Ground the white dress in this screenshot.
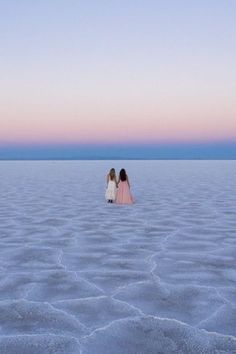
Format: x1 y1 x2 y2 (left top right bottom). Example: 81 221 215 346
105 178 117 201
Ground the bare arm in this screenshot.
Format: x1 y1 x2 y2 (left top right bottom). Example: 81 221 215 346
126 175 130 188
115 176 119 188
106 174 109 186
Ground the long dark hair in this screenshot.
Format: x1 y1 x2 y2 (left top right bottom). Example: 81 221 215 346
119 168 127 181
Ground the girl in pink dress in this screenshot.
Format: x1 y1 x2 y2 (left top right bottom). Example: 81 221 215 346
116 169 134 204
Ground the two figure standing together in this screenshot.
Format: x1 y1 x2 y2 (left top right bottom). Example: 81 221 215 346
105 168 134 204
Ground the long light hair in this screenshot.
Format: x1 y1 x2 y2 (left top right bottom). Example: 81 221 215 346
109 168 116 180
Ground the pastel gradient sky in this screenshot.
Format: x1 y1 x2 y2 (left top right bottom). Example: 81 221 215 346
0 0 236 157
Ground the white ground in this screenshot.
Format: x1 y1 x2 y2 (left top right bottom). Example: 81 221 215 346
0 160 235 354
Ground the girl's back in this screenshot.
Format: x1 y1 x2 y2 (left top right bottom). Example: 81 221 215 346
105 168 117 202
116 169 133 204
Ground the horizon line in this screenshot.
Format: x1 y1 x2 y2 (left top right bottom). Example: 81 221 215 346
0 158 236 161
1 140 236 147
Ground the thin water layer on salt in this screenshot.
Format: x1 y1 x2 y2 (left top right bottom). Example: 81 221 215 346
0 160 235 354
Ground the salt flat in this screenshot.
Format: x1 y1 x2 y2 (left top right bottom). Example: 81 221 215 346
0 160 235 354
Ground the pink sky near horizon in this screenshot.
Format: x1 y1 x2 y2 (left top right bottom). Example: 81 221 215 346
1 94 236 144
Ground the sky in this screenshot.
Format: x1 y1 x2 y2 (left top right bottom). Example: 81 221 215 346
0 0 236 158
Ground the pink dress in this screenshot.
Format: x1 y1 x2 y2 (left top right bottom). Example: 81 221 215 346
116 181 134 204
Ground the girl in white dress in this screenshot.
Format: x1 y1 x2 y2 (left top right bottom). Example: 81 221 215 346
105 168 117 203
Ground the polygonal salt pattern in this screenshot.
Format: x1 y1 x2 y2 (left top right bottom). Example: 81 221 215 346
0 160 235 354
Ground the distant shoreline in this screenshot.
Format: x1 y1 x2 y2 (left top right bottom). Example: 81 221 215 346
1 142 235 160
0 158 235 161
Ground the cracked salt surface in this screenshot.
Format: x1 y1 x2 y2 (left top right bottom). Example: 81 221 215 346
0 160 236 354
